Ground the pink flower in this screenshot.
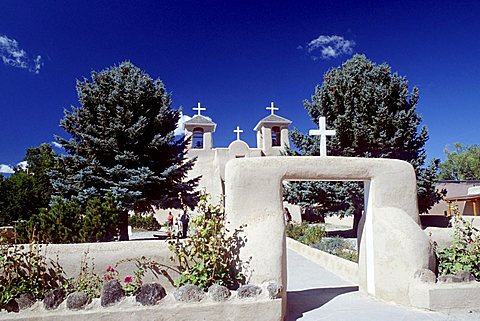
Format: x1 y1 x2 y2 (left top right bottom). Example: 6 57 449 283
124 276 133 283
139 280 143 286
104 275 108 281
106 265 112 272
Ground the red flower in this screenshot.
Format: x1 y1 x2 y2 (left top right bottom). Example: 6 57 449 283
106 265 113 272
124 276 133 283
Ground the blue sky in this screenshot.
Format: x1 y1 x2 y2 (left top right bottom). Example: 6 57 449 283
1 0 479 172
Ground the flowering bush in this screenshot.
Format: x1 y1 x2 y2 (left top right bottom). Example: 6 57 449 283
66 255 172 298
0 239 65 308
65 251 103 298
436 214 480 280
168 193 247 290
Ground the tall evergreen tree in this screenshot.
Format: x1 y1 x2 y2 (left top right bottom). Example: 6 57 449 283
51 61 199 240
285 54 444 233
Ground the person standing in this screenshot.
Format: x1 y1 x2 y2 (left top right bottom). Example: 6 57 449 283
284 207 292 224
167 211 174 227
180 210 190 238
175 213 183 237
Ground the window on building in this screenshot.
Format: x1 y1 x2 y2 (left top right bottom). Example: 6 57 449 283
192 127 204 149
271 126 281 147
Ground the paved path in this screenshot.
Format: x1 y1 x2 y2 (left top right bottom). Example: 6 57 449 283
286 249 479 321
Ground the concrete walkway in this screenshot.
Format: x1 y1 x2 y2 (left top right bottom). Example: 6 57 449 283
286 249 479 321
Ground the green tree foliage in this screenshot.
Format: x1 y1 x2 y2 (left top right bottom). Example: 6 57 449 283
285 54 444 230
438 143 480 180
0 144 56 225
50 61 199 239
16 196 120 244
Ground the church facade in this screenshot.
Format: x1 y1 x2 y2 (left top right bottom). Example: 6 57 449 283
183 102 292 201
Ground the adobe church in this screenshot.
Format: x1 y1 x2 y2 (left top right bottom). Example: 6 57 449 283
183 102 292 200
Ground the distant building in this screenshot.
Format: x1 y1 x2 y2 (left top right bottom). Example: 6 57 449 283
428 181 480 216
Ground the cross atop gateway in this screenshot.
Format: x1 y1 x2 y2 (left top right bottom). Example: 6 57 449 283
234 126 243 141
193 102 206 116
266 101 279 115
309 116 336 157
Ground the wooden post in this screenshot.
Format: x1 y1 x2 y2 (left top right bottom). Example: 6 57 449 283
473 200 477 217
447 201 451 217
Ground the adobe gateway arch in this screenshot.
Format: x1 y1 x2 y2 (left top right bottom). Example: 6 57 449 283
225 156 434 306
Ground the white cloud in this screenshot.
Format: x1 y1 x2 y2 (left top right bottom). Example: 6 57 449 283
174 113 192 136
0 164 14 174
17 161 28 171
0 35 44 73
304 35 355 60
51 141 63 149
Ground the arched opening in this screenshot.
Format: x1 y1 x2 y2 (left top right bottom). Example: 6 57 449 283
272 126 281 147
192 127 204 149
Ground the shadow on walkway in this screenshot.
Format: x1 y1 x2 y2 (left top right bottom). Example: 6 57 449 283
286 286 359 321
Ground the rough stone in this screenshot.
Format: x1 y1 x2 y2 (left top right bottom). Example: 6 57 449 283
208 284 231 302
43 289 65 310
437 274 463 283
15 293 36 310
413 269 436 283
173 284 205 302
455 271 476 282
3 293 36 313
66 291 91 310
101 280 125 307
267 283 283 299
237 284 262 299
135 283 167 306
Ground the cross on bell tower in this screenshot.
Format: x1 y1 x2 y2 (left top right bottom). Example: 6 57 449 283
266 101 279 115
309 117 336 157
193 102 206 115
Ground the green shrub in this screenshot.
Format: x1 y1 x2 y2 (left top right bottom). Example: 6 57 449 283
314 237 358 262
437 215 480 280
168 193 247 290
286 222 325 245
129 214 162 231
64 251 103 298
0 239 66 307
15 196 120 244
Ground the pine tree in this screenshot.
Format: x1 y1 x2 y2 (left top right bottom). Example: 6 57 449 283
51 61 199 240
285 54 444 233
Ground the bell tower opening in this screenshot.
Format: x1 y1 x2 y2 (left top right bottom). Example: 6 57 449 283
271 126 281 147
192 127 204 149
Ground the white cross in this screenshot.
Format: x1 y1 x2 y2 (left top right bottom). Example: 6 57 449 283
309 117 336 157
266 101 279 115
193 102 206 115
234 126 243 141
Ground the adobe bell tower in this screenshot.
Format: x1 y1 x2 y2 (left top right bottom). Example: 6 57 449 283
183 102 216 150
253 102 292 156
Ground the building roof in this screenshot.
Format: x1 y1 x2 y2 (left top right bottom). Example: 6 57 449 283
183 115 217 131
445 194 480 202
253 114 292 131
